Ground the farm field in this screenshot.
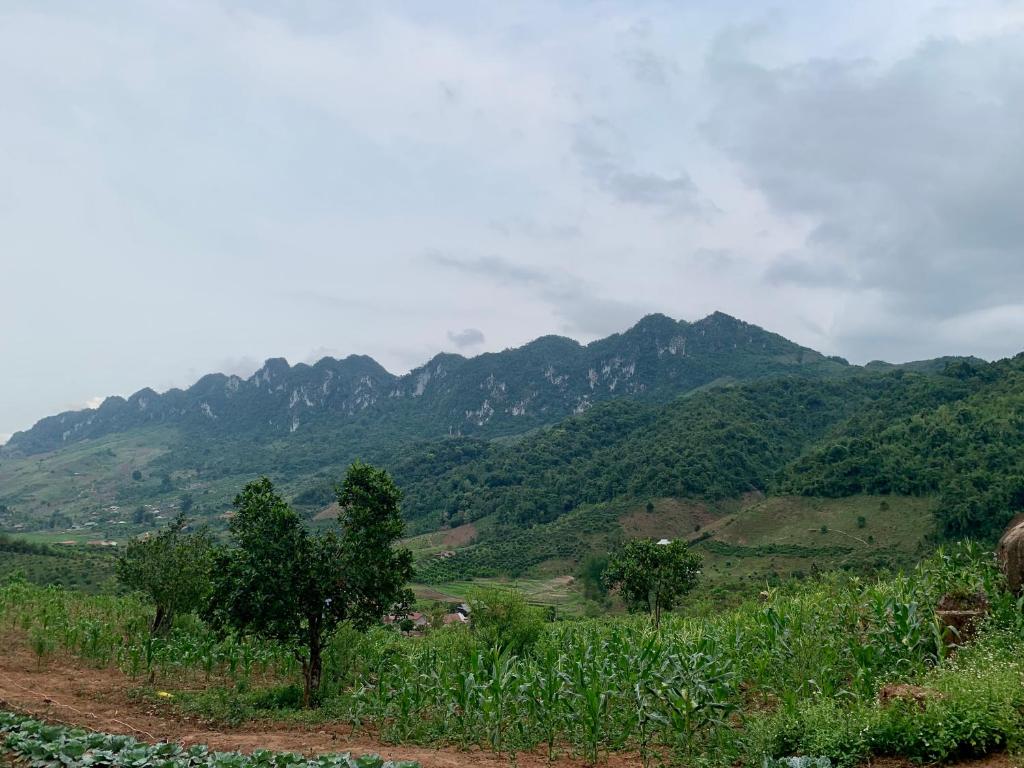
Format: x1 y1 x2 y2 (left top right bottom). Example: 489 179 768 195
409 494 937 614
2 544 1023 767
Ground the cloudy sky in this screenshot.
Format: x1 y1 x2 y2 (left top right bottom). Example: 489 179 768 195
3 0 1024 442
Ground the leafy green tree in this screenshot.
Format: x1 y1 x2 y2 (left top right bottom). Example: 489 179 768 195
335 461 415 629
131 506 153 525
115 513 213 635
208 464 413 707
602 539 700 627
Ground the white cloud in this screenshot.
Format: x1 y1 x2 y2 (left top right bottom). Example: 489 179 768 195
447 328 486 348
1 1 1023 435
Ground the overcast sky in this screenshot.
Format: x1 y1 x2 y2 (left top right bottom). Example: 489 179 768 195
3 1 1024 442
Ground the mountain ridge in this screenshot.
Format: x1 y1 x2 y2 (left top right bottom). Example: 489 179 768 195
3 312 855 456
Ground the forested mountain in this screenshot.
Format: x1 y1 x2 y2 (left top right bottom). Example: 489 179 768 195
2 312 848 457
383 370 975 529
377 356 1023 560
2 312 1017 568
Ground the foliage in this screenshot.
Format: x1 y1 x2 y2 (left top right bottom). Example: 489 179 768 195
752 633 1024 767
207 466 412 707
0 711 419 768
467 587 545 655
602 539 700 625
116 513 213 635
1 551 118 594
0 533 68 557
334 462 414 630
390 368 976 540
207 477 345 707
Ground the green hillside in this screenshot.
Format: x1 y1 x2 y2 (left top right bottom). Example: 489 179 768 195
410 494 933 597
384 370 973 532
1 312 859 535
777 356 1024 539
0 533 117 592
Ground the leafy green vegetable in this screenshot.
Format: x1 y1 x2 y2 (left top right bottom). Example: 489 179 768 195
0 712 419 768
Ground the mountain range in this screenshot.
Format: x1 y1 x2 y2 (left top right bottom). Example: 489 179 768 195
4 312 855 456
2 311 1017 589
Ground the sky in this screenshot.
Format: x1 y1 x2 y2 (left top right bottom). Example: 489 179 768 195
3 0 1024 442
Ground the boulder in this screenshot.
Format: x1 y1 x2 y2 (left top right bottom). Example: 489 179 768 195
997 517 1024 594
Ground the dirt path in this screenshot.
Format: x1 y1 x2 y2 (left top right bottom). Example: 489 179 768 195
0 643 617 767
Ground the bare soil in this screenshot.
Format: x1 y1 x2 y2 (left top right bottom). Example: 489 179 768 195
441 523 477 548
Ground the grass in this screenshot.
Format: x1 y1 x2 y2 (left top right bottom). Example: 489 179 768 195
0 427 177 513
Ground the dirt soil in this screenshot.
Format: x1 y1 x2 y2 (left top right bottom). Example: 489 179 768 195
441 523 477 548
0 641 1017 768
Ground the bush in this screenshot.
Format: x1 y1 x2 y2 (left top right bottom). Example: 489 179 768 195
468 587 545 655
754 633 1024 767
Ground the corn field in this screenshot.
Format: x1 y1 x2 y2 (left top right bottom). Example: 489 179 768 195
1 543 1018 765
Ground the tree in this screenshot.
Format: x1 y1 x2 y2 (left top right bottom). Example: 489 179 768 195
115 513 213 636
579 553 610 603
208 463 413 707
335 462 415 630
602 539 700 627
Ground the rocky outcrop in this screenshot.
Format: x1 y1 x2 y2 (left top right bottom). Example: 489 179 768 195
997 517 1024 594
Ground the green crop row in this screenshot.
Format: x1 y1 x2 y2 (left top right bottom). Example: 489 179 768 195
0 711 418 768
